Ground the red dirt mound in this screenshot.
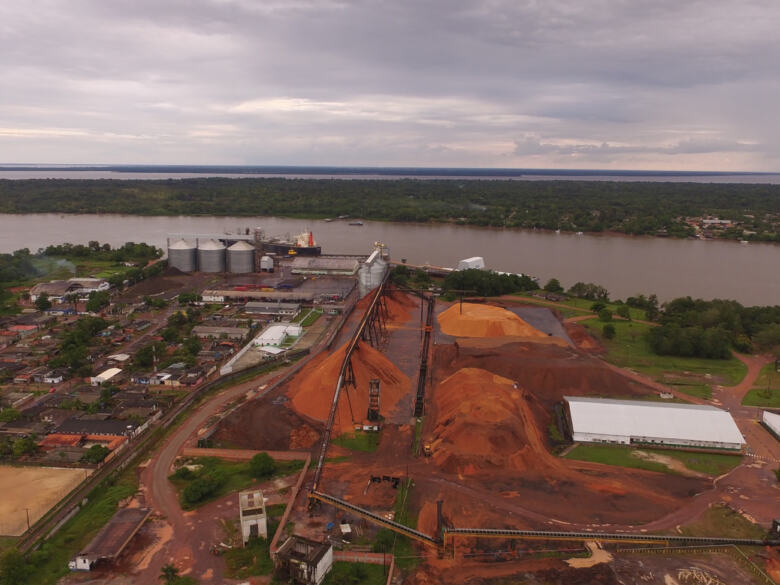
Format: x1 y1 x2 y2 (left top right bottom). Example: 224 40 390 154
289 342 410 433
438 303 548 339
384 290 417 324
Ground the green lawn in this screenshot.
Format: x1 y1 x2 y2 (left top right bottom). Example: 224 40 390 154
323 562 388 585
222 520 278 579
742 363 780 407
300 309 323 327
332 430 381 452
510 293 648 321
581 318 747 399
564 444 741 476
170 456 305 510
372 478 420 571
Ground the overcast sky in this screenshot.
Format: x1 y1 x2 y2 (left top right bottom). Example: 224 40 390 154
1 0 779 170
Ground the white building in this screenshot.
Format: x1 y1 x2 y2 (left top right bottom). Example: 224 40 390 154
763 410 780 439
456 256 485 271
239 490 267 545
565 396 745 451
91 367 122 386
253 323 302 347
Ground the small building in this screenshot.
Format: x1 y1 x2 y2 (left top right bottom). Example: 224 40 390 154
91 367 123 387
69 507 150 571
43 368 68 384
244 302 301 318
239 489 267 545
565 396 745 451
275 536 333 585
763 410 780 440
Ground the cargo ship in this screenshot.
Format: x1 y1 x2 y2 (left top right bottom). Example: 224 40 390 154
256 229 321 256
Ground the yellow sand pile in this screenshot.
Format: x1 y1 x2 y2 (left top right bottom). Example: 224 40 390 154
437 303 548 338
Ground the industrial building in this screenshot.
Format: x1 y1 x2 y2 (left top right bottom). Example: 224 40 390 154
244 302 301 318
239 489 267 545
564 396 745 450
69 507 150 571
456 256 486 271
91 367 123 386
763 410 780 440
274 536 333 585
290 256 361 276
254 324 302 347
30 278 110 302
191 325 249 340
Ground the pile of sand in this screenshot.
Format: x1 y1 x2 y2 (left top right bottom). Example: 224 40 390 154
289 342 410 433
438 303 549 339
430 367 554 475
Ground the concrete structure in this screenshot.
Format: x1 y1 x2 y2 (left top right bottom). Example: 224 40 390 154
290 256 360 276
275 536 333 585
763 410 780 440
456 256 486 271
227 240 256 273
239 489 267 545
197 239 226 273
167 239 197 272
565 396 745 450
69 508 150 571
254 323 302 347
91 367 122 386
245 302 300 318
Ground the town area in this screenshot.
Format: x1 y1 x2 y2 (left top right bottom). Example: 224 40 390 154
0 233 779 585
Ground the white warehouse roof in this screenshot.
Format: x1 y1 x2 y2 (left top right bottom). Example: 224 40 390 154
763 410 780 437
565 396 745 447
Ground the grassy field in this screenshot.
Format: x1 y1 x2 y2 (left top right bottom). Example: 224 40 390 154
170 456 305 510
581 318 747 399
742 363 780 407
679 504 766 540
222 519 279 579
332 430 382 452
564 444 742 476
20 470 139 585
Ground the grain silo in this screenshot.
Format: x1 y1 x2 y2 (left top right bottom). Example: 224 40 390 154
227 241 255 273
167 239 197 272
197 239 226 273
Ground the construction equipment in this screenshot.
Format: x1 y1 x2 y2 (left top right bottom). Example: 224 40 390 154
422 441 432 457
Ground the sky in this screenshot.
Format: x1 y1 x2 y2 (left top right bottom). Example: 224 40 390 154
1 0 779 170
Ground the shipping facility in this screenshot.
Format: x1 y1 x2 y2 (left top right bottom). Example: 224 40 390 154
564 396 745 450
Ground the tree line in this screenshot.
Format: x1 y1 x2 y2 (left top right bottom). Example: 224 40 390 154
0 177 778 240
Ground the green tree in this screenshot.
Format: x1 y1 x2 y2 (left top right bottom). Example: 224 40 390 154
86 290 110 313
543 278 563 293
0 408 21 423
82 444 111 464
616 305 631 320
0 549 31 585
598 309 613 322
249 452 277 479
603 324 616 339
160 563 180 584
12 436 38 458
34 292 52 311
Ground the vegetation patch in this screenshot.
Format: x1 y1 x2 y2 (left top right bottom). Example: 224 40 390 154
169 456 304 509
742 363 780 407
332 430 381 453
582 318 747 398
372 478 419 570
679 504 766 540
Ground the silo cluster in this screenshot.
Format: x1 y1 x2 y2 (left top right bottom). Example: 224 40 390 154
168 237 257 273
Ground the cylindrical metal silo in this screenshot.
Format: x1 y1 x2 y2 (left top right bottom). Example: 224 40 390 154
197 239 226 273
167 239 197 272
227 241 255 273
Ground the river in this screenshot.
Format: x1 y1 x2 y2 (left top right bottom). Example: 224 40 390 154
0 214 777 305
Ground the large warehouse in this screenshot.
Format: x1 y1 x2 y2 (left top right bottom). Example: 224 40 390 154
565 396 745 451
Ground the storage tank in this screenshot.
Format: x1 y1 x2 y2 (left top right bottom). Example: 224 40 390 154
167 239 197 272
227 241 255 273
260 255 274 272
197 239 226 273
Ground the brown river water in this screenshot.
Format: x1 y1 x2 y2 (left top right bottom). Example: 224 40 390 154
0 213 777 305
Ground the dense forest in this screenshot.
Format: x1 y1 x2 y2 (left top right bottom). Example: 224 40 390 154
0 178 778 240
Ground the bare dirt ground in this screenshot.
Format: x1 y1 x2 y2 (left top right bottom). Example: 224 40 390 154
0 465 91 536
